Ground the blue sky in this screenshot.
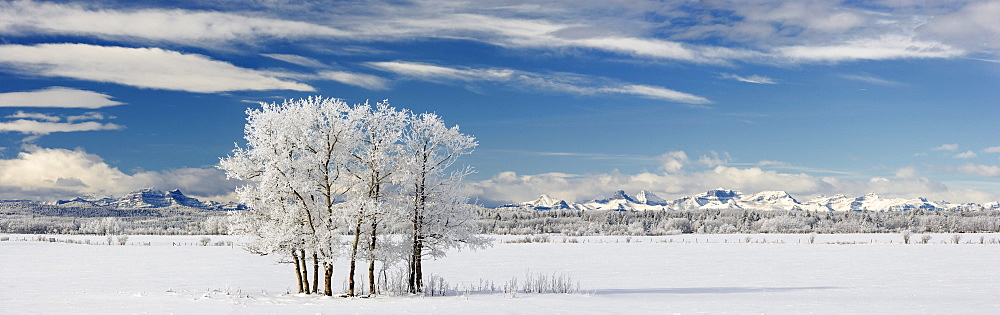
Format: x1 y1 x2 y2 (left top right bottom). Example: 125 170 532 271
0 0 998 205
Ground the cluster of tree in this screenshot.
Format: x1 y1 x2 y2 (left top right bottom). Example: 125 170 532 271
477 208 1000 235
219 97 485 297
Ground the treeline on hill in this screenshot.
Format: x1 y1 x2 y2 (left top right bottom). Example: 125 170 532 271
0 202 230 235
476 208 1000 235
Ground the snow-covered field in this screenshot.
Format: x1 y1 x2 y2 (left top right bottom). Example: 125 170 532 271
2 233 999 314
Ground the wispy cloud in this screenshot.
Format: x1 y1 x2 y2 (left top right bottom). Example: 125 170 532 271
957 163 1000 177
954 150 978 159
66 112 109 123
0 44 314 93
838 73 903 86
0 87 123 108
932 143 959 151
368 61 710 105
601 84 711 105
261 53 329 68
520 150 655 162
983 146 1000 153
755 160 857 176
720 73 776 84
367 61 513 82
0 0 347 46
918 1 1000 52
0 1 977 66
774 36 964 63
6 111 59 122
0 119 123 135
317 71 389 90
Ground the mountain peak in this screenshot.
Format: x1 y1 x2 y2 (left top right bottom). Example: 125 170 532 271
635 190 666 205
610 190 632 201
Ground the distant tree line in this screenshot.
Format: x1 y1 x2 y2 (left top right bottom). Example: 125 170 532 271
0 202 231 235
476 208 1000 235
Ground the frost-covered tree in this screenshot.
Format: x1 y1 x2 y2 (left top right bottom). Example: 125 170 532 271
341 101 410 297
399 112 485 293
80 217 123 235
220 97 359 296
221 96 485 297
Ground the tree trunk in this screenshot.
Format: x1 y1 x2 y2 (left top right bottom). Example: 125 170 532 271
414 240 423 291
348 218 362 296
408 179 425 294
292 249 304 293
407 253 416 293
368 220 378 296
299 249 310 294
324 263 333 296
312 252 319 294
408 213 419 293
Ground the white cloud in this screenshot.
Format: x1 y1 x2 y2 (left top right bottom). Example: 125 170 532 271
369 61 710 104
0 1 980 66
349 3 967 65
341 2 974 64
697 151 731 167
317 71 389 90
601 84 711 105
918 1 1000 51
838 73 903 86
954 150 978 159
0 146 240 201
566 37 761 64
261 53 329 68
0 43 314 93
0 0 347 45
720 73 777 84
983 146 1000 153
0 87 123 108
368 61 514 82
895 166 918 179
757 160 788 166
657 151 689 173
66 112 108 123
775 35 964 63
957 163 1000 177
932 143 959 151
6 111 59 122
0 119 123 135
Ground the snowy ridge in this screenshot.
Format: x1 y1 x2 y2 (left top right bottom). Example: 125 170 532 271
55 189 244 211
501 194 573 210
501 189 999 212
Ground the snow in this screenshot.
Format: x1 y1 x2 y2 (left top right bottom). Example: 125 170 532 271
3 233 999 314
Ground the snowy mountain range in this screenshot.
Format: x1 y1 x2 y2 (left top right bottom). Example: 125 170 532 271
44 188 1000 213
54 189 244 211
499 189 1000 212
